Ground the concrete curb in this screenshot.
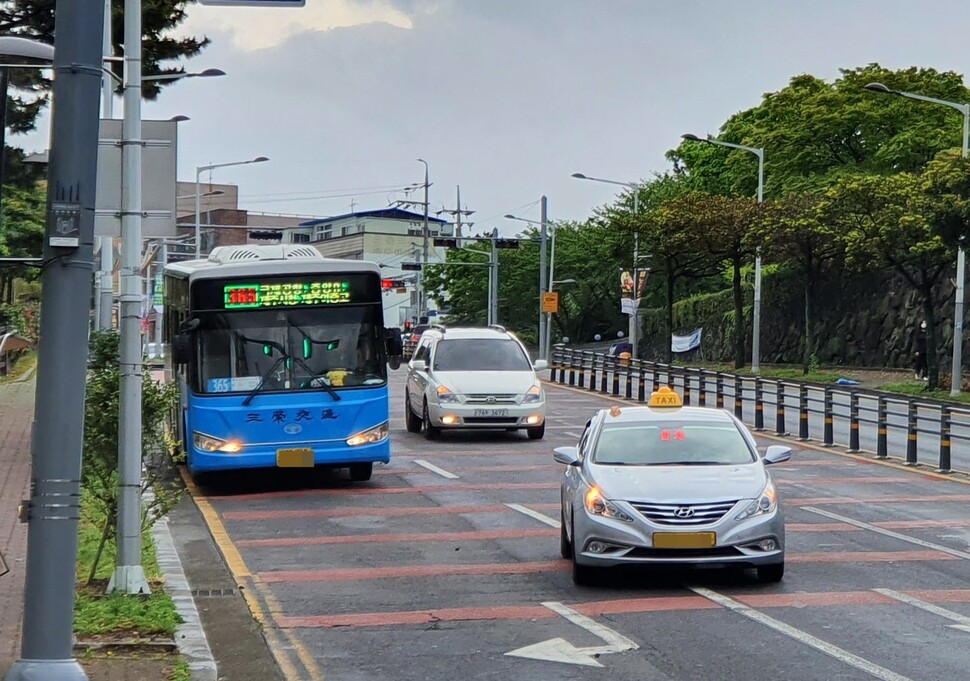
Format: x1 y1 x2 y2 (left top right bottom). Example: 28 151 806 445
153 515 218 681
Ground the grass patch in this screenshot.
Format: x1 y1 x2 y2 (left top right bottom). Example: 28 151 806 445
75 511 182 639
170 656 191 681
668 361 842 384
877 381 970 404
0 350 36 382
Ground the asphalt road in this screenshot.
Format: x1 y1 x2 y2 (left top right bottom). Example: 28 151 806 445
188 368 970 681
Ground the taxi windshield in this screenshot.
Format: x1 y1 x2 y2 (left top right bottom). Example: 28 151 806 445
592 420 755 466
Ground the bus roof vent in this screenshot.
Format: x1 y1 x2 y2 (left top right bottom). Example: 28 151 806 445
207 245 325 264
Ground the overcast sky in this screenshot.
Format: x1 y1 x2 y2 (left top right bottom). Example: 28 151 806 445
21 0 970 235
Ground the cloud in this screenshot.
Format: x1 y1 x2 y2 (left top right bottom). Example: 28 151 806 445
183 0 414 51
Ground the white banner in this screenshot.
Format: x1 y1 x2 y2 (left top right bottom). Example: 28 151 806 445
671 328 702 353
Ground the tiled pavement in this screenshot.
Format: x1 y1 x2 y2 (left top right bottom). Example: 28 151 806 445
0 378 35 672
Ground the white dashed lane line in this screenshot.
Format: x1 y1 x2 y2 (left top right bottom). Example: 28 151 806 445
412 459 460 479
506 503 561 528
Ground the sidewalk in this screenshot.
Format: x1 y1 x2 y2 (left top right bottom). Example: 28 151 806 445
0 378 36 672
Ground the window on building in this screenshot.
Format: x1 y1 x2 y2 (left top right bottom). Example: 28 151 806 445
313 224 333 242
292 233 310 244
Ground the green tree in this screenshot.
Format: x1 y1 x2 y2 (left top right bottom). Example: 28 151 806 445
822 172 949 388
0 181 44 303
755 194 848 372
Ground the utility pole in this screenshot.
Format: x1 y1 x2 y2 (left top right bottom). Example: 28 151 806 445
97 0 114 331
4 1 105 680
419 159 429 317
490 228 499 326
437 185 474 249
538 196 548 359
109 0 149 595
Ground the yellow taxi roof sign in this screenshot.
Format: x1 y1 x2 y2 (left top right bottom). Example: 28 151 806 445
648 386 683 408
609 405 622 417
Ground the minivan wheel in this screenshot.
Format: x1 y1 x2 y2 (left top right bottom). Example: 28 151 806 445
527 423 545 440
404 392 422 433
423 401 441 441
757 562 784 583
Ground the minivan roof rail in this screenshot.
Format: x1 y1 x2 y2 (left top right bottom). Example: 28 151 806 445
488 324 506 332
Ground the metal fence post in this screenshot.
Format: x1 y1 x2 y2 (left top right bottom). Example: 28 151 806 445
823 388 834 446
698 372 707 407
939 406 952 473
612 363 621 396
798 384 809 441
716 373 724 409
601 357 609 393
734 376 744 419
775 382 786 435
876 396 888 459
578 352 587 389
684 369 692 406
638 367 646 402
905 401 918 466
754 377 764 430
568 354 576 386
848 392 860 452
652 366 660 393
587 352 596 391
625 362 633 399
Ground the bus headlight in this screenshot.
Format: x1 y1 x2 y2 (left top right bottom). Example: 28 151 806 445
193 432 243 453
346 422 389 447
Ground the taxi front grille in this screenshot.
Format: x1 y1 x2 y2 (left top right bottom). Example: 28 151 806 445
629 501 738 526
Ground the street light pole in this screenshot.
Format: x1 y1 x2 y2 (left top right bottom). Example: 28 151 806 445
418 158 429 318
678 137 765 372
864 82 969 396
194 157 268 258
571 173 643 359
539 196 548 359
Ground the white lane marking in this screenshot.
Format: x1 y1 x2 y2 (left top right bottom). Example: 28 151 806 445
564 431 581 438
506 601 639 667
802 507 970 560
506 503 561 528
873 589 970 633
412 459 459 479
691 587 913 681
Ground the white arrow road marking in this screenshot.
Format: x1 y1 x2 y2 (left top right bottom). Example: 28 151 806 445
874 588 970 633
692 588 913 681
505 601 638 667
506 503 561 528
802 507 970 560
412 459 459 479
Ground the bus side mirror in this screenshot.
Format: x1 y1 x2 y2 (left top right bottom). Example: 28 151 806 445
172 333 193 365
385 327 403 358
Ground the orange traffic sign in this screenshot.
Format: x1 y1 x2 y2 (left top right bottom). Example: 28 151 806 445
541 292 560 314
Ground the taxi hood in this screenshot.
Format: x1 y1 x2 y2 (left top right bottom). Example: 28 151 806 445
592 462 768 504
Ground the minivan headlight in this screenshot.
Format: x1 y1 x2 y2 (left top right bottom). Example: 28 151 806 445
736 479 778 520
523 383 543 404
437 385 460 403
346 422 389 446
193 432 243 453
584 486 634 522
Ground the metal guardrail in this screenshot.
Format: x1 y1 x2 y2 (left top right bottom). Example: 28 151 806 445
550 347 970 474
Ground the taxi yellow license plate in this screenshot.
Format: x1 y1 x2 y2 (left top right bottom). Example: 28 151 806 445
276 448 314 468
653 532 716 549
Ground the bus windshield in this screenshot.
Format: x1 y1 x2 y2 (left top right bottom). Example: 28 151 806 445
194 304 386 395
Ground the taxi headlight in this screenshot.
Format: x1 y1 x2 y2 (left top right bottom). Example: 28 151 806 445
584 486 634 523
736 479 778 520
436 385 460 403
193 432 243 453
346 422 389 447
523 384 544 404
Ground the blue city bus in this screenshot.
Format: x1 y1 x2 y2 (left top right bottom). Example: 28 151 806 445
163 245 403 481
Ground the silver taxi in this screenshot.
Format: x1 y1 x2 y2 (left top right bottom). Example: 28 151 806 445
555 387 790 586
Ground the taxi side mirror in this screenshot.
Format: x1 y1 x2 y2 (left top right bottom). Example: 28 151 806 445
763 445 791 465
553 446 580 466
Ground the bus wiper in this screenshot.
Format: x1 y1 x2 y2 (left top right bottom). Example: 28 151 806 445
238 334 341 404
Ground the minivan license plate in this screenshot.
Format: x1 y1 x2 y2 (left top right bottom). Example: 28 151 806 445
277 448 314 468
473 409 509 417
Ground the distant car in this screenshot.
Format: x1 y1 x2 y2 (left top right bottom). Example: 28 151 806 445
405 325 548 440
608 341 633 356
402 324 429 359
555 386 790 586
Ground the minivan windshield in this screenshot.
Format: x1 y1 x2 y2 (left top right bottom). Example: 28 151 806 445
432 338 532 372
593 420 755 466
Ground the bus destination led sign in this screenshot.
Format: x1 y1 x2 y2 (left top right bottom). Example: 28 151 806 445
224 281 352 308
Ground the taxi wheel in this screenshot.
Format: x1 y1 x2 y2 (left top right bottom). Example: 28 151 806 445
527 423 545 440
404 392 422 433
757 562 784 583
349 462 373 482
559 511 572 559
423 401 441 441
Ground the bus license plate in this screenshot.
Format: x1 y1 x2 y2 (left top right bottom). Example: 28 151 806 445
652 532 716 549
473 409 509 417
277 448 314 468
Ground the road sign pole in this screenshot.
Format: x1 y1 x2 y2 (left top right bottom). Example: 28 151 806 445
4 1 105 679
538 196 547 359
